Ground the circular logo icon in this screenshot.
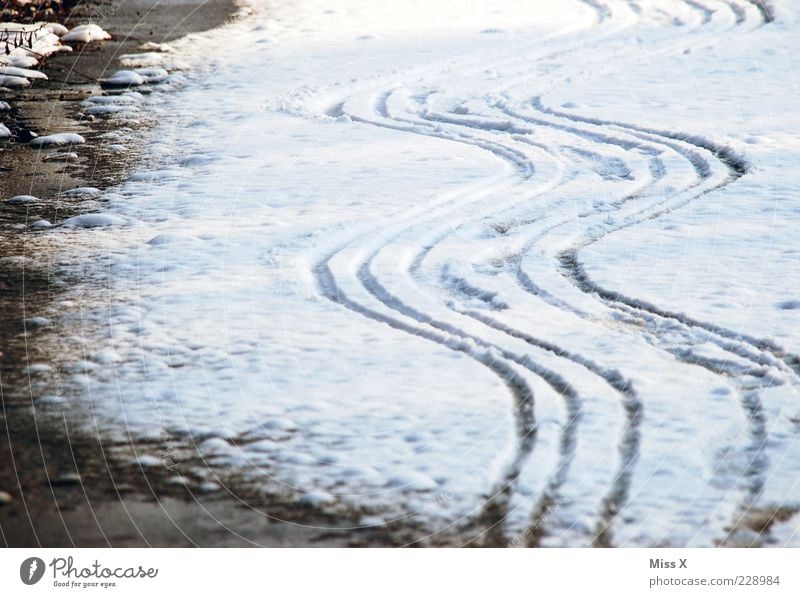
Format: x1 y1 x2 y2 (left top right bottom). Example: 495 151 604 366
20 557 45 585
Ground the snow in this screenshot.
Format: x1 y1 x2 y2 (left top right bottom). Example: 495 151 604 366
46 23 69 37
131 455 164 468
0 75 30 88
60 24 111 44
119 53 165 67
133 67 169 84
62 214 126 228
25 316 50 328
5 194 38 204
297 490 336 506
0 22 69 69
140 42 176 53
0 66 47 79
100 70 145 87
60 187 101 196
43 152 78 162
30 133 85 147
30 0 800 546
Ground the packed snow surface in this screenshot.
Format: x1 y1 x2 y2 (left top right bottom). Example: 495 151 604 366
30 0 800 546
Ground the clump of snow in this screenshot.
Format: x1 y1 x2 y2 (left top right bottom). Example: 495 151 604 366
92 349 121 364
45 23 68 37
61 187 101 197
147 232 202 246
43 152 79 162
36 394 65 405
0 66 47 80
30 133 85 147
297 491 336 507
131 455 163 467
139 42 175 53
62 213 126 228
134 67 169 84
5 55 39 68
5 195 38 204
60 24 111 44
25 316 51 328
119 52 164 68
100 70 145 88
0 74 30 88
84 93 143 105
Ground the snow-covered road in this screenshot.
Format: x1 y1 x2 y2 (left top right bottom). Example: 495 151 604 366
27 0 800 546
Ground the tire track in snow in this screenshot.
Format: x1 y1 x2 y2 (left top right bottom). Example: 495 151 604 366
327 113 583 543
744 0 775 23
314 85 582 542
418 97 688 544
321 72 645 543
368 86 655 544
367 86 655 545
314 251 539 523
460 309 642 546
